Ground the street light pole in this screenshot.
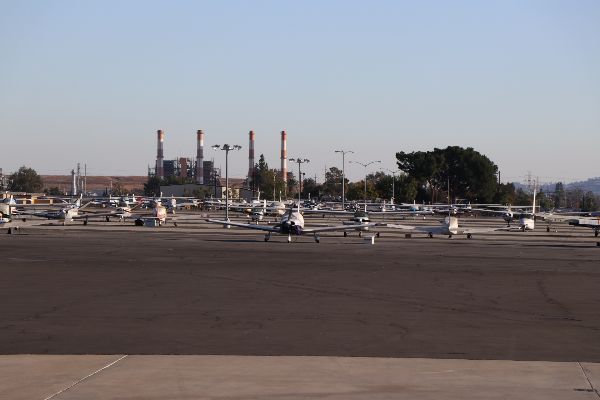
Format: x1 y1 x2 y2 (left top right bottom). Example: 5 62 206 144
383 168 398 204
335 150 353 210
350 160 381 211
289 158 310 206
212 144 242 225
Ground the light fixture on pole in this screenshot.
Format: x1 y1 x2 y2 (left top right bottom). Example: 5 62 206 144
383 168 399 205
212 144 242 226
334 150 353 210
289 158 310 206
349 160 381 211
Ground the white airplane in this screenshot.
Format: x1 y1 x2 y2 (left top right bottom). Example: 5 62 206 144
382 181 505 238
500 190 537 232
206 206 370 243
383 215 502 239
131 201 168 226
342 210 380 238
568 217 600 237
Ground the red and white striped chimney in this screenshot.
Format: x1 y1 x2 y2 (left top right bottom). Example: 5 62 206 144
280 130 287 183
247 130 255 186
156 129 164 178
196 130 204 184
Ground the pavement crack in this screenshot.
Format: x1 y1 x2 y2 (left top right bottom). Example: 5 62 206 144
577 361 600 399
42 355 127 400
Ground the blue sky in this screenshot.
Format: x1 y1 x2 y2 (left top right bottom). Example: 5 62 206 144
1 1 599 183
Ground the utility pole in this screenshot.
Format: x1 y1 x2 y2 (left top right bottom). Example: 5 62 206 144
383 168 398 204
289 158 310 205
335 150 353 210
212 144 242 225
350 160 381 211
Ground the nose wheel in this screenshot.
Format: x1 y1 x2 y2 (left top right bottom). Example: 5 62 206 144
264 232 271 242
314 234 320 243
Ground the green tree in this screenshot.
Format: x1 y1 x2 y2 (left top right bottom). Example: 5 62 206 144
322 167 346 196
254 154 269 193
537 190 554 211
581 191 597 212
397 146 499 203
144 176 162 196
44 186 62 196
514 188 531 206
553 182 566 208
8 166 43 192
395 175 418 203
301 177 322 199
494 183 516 205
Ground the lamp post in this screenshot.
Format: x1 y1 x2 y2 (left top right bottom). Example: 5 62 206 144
350 160 381 211
289 158 310 206
334 150 353 210
383 168 399 205
212 144 242 225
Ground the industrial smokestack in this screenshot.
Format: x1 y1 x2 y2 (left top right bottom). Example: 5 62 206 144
196 130 204 184
156 129 164 178
281 130 287 184
247 130 255 187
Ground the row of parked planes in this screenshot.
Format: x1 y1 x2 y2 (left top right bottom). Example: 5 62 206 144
2 191 599 242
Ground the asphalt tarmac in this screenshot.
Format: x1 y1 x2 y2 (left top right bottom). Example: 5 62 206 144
2 218 599 361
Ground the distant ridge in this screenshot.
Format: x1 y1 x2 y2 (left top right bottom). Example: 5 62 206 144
41 175 147 192
512 177 600 195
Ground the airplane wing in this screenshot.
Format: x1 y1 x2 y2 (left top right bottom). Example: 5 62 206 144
383 223 451 235
303 223 371 233
382 223 419 230
569 218 600 228
368 210 435 216
455 226 504 234
302 209 352 215
205 219 281 233
71 211 130 220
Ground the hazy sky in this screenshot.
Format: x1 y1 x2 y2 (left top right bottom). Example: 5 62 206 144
1 1 599 183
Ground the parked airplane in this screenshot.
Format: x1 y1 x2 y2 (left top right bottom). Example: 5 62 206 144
384 215 502 238
206 205 370 243
568 217 600 237
342 210 380 237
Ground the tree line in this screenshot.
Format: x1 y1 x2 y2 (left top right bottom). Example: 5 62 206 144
6 152 599 211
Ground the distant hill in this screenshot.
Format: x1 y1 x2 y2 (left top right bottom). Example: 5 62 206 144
512 177 600 195
41 175 147 193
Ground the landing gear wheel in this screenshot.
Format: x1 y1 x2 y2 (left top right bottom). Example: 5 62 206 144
314 235 320 243
264 233 271 242
343 231 347 237
546 226 550 233
376 232 380 238
106 216 110 222
359 231 362 238
467 233 472 239
595 230 599 237
287 235 292 243
428 232 433 238
448 234 453 239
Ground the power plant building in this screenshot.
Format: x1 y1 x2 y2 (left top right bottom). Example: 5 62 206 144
150 128 288 195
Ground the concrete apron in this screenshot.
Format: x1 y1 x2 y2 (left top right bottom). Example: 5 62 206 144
1 355 599 400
